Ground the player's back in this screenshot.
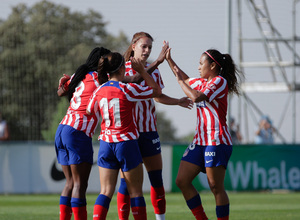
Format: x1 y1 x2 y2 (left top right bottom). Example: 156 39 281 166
97 81 138 142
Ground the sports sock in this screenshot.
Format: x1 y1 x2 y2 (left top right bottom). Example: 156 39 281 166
131 197 147 220
117 178 131 220
186 194 208 220
93 194 111 220
216 204 229 220
148 170 166 215
71 197 87 220
59 196 72 220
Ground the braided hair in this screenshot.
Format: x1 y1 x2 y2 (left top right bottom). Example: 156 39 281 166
67 47 111 101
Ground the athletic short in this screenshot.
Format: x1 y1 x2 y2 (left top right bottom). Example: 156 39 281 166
181 143 232 172
55 124 93 165
138 131 161 157
97 139 143 172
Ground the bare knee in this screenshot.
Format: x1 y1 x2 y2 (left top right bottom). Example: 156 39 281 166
208 181 224 195
176 176 189 190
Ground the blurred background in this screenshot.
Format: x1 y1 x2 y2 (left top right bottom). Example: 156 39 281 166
0 0 299 144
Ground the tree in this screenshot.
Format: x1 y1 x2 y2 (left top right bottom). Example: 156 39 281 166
0 1 129 140
156 111 178 143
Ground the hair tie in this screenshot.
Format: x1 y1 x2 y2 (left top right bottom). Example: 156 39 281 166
205 51 221 67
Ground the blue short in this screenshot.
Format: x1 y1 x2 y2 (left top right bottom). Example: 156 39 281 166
55 124 93 165
97 139 143 172
181 144 232 172
138 132 161 157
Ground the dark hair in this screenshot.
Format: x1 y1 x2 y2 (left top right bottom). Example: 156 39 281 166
123 32 154 61
204 49 243 95
97 52 125 84
68 47 111 101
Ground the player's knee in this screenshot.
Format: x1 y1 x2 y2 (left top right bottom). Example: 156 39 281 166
208 181 224 195
175 176 188 190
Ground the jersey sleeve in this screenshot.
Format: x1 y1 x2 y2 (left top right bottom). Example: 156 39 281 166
189 77 203 90
119 82 153 102
150 67 165 90
86 87 100 115
200 76 227 102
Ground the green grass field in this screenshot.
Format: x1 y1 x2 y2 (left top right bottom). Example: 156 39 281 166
0 192 299 220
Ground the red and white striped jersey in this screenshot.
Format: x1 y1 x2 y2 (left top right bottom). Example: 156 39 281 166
87 80 154 143
189 76 232 146
125 61 164 132
60 71 100 138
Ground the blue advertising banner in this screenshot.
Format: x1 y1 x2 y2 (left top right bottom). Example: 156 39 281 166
172 144 300 191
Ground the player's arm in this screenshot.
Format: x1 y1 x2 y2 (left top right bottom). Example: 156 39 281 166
176 75 208 103
154 94 193 109
165 48 190 85
146 40 169 74
165 47 207 103
57 74 70 97
131 57 162 97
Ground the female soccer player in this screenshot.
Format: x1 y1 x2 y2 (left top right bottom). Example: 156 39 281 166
166 48 242 220
117 32 193 220
87 52 162 220
55 47 111 220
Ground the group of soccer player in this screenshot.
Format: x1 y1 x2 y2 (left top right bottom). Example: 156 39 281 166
55 31 242 220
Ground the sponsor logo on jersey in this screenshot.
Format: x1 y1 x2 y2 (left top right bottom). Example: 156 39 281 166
196 101 206 108
205 151 216 156
152 137 160 144
208 83 217 92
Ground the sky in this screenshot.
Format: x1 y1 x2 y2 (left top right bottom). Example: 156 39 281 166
1 0 299 143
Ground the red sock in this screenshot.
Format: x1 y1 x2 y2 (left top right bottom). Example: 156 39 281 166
72 206 87 220
150 186 166 214
60 204 72 220
191 206 208 220
218 216 229 220
117 192 131 220
131 206 147 220
93 204 108 220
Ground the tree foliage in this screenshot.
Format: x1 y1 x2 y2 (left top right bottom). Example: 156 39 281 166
0 1 129 140
156 111 178 143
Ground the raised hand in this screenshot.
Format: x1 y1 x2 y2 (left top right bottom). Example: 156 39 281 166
156 41 169 64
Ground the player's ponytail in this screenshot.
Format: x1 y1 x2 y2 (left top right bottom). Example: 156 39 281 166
204 49 243 96
97 52 125 84
68 47 111 101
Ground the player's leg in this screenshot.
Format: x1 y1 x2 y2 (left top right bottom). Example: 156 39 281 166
93 167 119 220
138 131 166 220
205 144 232 220
206 166 229 220
122 163 147 220
117 171 131 220
117 140 146 220
176 160 208 220
62 126 93 220
143 153 166 220
60 165 73 220
55 125 73 220
70 162 92 220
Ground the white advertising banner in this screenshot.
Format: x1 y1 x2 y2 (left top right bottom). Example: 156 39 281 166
0 142 172 194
